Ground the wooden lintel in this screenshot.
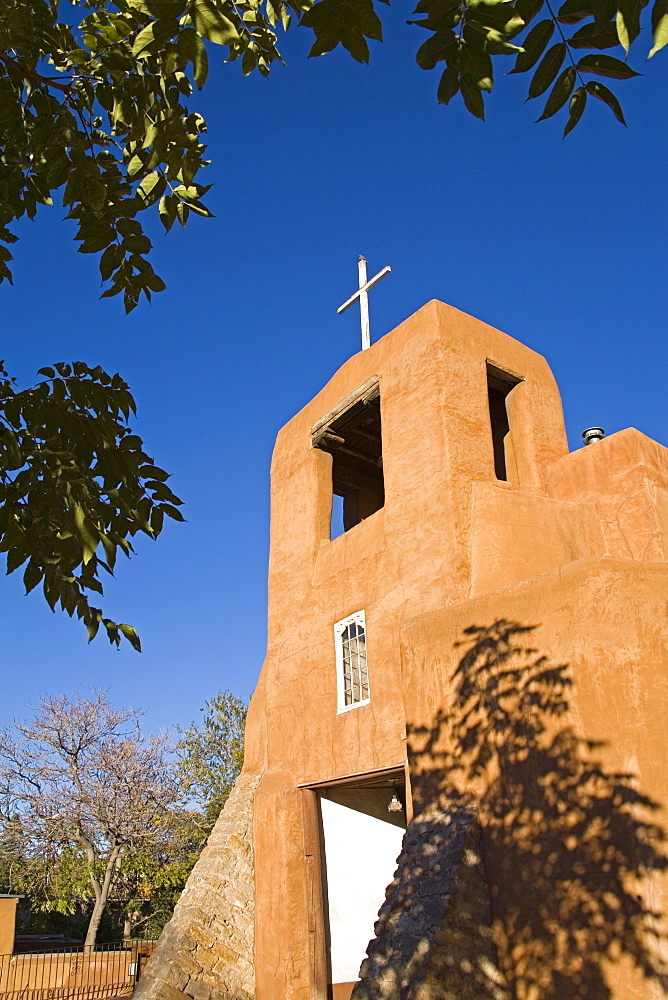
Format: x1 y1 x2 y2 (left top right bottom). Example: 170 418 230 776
311 377 380 446
297 764 406 790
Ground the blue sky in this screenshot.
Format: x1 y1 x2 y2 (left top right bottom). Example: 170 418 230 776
1 14 666 735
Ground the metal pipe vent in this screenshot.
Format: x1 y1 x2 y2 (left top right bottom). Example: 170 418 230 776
582 426 605 445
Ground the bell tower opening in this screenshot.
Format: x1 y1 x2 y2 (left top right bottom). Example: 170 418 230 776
312 378 384 538
486 362 522 482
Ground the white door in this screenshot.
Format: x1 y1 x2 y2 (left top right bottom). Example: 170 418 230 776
320 795 405 985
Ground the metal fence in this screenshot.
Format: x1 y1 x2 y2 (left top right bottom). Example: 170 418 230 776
0 940 156 1000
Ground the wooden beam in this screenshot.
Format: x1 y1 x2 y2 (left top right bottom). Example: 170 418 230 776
297 764 407 790
311 377 380 446
301 789 328 1000
321 437 379 465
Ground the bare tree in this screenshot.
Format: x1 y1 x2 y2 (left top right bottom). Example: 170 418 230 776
0 690 183 949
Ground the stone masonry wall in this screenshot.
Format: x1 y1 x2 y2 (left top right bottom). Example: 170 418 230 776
352 806 509 1000
133 772 260 1000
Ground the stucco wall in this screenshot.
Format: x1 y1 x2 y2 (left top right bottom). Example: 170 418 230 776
401 557 668 1000
0 897 18 957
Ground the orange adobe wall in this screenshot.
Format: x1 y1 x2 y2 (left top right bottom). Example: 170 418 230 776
0 897 18 957
241 299 668 1000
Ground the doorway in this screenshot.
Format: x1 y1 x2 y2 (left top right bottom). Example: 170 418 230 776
317 769 408 1000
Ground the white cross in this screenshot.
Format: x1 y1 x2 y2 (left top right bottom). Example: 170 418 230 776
337 255 391 351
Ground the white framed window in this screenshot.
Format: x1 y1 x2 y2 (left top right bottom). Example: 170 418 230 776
334 611 370 712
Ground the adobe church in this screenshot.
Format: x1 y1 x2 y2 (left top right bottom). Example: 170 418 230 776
135 298 668 1000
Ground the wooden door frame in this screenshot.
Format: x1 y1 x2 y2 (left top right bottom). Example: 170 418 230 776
300 762 411 999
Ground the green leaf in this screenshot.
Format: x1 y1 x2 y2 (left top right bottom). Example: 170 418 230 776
140 0 187 15
615 0 648 51
527 42 567 97
82 177 108 212
568 19 622 46
118 623 142 652
461 45 493 91
649 10 668 52
466 5 524 40
142 122 159 150
416 29 458 71
78 227 116 254
132 20 159 55
73 503 99 565
178 26 210 86
649 0 668 53
137 172 165 201
117 219 143 238
460 76 486 117
143 271 167 292
102 619 122 647
503 13 526 35
122 234 153 253
437 64 460 103
140 464 171 482
86 615 101 642
159 195 178 232
176 202 190 227
127 154 145 177
133 17 180 55
100 243 124 281
510 18 554 72
184 199 214 218
191 0 240 44
23 560 43 595
301 0 383 62
537 64 576 118
159 503 186 521
0 351 174 652
585 78 626 122
514 0 546 23
564 87 587 138
556 0 592 22
150 506 165 536
6 546 29 575
100 533 117 571
575 52 641 74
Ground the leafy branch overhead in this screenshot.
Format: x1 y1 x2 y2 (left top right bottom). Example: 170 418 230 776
0 0 311 311
0 361 184 649
410 0 651 129
0 0 664 304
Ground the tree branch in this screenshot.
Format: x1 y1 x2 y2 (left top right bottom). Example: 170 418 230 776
0 50 75 95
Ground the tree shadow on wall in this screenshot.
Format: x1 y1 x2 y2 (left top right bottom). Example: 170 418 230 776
407 620 668 1000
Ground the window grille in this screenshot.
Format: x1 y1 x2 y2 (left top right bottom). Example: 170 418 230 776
334 611 369 711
